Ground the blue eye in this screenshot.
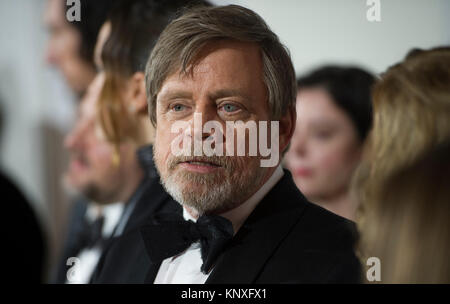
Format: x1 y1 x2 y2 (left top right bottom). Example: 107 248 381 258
172 104 185 112
222 104 239 113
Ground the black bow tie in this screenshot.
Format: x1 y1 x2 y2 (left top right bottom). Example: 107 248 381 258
78 215 105 249
141 212 234 274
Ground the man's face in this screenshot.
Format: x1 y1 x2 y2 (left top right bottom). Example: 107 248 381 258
44 0 95 94
153 40 281 216
64 73 124 203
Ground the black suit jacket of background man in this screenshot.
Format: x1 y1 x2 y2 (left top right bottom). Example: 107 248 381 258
142 169 362 284
90 145 181 283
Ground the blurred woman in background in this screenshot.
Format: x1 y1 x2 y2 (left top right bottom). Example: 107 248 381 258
355 47 450 283
359 141 450 283
45 0 119 96
284 66 375 220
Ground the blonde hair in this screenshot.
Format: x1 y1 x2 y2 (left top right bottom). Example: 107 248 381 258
97 71 141 166
354 47 450 283
95 0 189 163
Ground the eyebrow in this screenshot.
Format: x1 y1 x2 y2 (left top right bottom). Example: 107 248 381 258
309 120 341 129
158 91 193 103
209 89 251 101
157 88 252 104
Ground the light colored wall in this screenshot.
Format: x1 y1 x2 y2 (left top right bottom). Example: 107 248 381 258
213 0 450 75
0 0 75 222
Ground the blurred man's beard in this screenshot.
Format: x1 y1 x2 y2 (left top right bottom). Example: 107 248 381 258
153 147 267 216
62 173 119 204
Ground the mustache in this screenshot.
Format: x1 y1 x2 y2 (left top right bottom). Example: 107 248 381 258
167 155 235 171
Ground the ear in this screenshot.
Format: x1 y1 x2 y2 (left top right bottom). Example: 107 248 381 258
124 72 147 114
278 105 297 154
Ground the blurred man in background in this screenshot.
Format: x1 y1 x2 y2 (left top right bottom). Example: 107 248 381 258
52 74 129 283
44 0 118 97
90 0 211 283
53 0 210 284
44 0 120 283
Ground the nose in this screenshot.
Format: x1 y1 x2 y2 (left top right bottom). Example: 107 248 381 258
190 101 219 141
64 123 83 151
46 40 58 66
64 130 76 150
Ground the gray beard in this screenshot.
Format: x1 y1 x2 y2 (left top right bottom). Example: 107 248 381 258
159 163 266 216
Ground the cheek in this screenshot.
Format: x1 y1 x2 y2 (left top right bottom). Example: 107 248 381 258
154 125 179 166
225 121 265 157
314 140 361 179
64 28 81 54
153 135 165 168
230 155 255 176
283 148 297 170
94 158 114 178
88 140 114 163
57 34 77 63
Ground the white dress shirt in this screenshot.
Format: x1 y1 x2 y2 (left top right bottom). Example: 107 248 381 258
66 202 124 284
154 165 284 284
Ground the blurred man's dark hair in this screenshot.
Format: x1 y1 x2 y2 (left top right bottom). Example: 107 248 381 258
67 0 121 68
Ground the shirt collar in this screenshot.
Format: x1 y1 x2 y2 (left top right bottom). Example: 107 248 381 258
86 202 124 237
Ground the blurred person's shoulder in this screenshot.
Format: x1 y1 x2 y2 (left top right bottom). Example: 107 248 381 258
1 169 31 212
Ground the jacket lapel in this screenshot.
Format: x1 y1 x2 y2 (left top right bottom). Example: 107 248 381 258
206 170 308 283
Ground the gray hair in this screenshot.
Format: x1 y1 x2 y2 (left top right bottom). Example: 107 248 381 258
145 4 297 125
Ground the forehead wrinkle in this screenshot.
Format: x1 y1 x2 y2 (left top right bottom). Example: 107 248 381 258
157 41 268 113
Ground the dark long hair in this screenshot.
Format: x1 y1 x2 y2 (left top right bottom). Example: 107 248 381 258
297 66 375 142
66 0 120 68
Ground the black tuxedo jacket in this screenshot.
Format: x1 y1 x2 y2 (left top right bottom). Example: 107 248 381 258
90 146 182 283
51 197 88 284
142 170 362 284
